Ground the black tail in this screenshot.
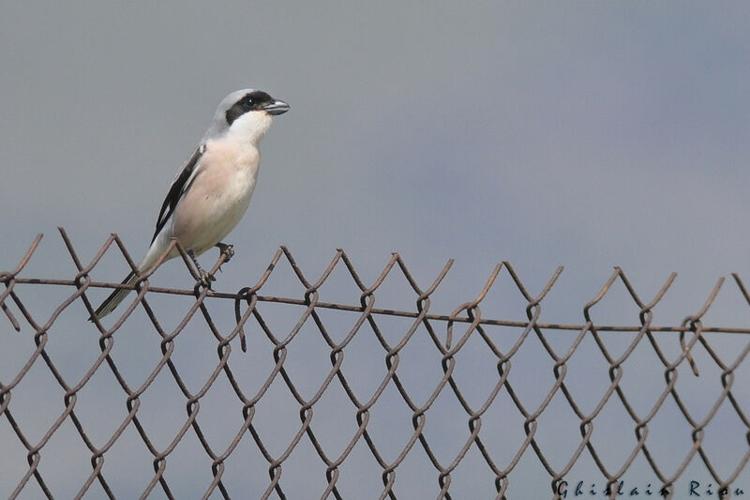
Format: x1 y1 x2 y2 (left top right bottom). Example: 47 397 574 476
89 270 137 322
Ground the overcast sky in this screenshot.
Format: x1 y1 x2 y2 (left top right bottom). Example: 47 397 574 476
2 1 750 498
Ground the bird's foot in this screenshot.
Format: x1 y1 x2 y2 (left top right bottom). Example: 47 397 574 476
216 242 234 260
188 249 216 288
199 269 217 289
215 242 234 272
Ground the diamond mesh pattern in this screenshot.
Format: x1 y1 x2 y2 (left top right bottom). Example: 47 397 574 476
1 229 749 499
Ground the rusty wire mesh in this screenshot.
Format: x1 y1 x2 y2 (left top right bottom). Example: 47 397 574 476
1 228 749 499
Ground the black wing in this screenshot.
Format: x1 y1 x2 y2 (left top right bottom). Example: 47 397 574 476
150 145 205 244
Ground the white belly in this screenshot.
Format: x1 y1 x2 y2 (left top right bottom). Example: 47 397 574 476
170 144 259 255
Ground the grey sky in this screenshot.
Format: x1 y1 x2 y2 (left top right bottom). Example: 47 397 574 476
2 1 750 498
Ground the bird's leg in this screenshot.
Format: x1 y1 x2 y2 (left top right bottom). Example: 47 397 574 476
215 242 234 272
188 249 215 287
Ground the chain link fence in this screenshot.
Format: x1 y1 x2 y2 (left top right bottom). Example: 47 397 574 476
1 228 749 499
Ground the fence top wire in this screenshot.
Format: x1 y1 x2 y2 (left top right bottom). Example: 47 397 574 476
1 227 749 499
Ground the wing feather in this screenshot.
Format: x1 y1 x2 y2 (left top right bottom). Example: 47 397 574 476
150 145 205 244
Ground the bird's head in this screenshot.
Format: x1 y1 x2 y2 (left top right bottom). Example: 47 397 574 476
204 88 290 144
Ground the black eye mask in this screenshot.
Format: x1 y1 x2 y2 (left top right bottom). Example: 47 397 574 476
225 91 274 125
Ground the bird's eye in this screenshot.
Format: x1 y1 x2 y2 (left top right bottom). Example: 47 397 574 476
243 99 254 110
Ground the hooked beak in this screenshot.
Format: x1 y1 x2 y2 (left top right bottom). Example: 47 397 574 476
263 99 290 116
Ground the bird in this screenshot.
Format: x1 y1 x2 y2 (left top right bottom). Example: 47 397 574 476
90 89 290 321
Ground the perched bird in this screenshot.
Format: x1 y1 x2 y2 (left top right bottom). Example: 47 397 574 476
91 89 290 320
